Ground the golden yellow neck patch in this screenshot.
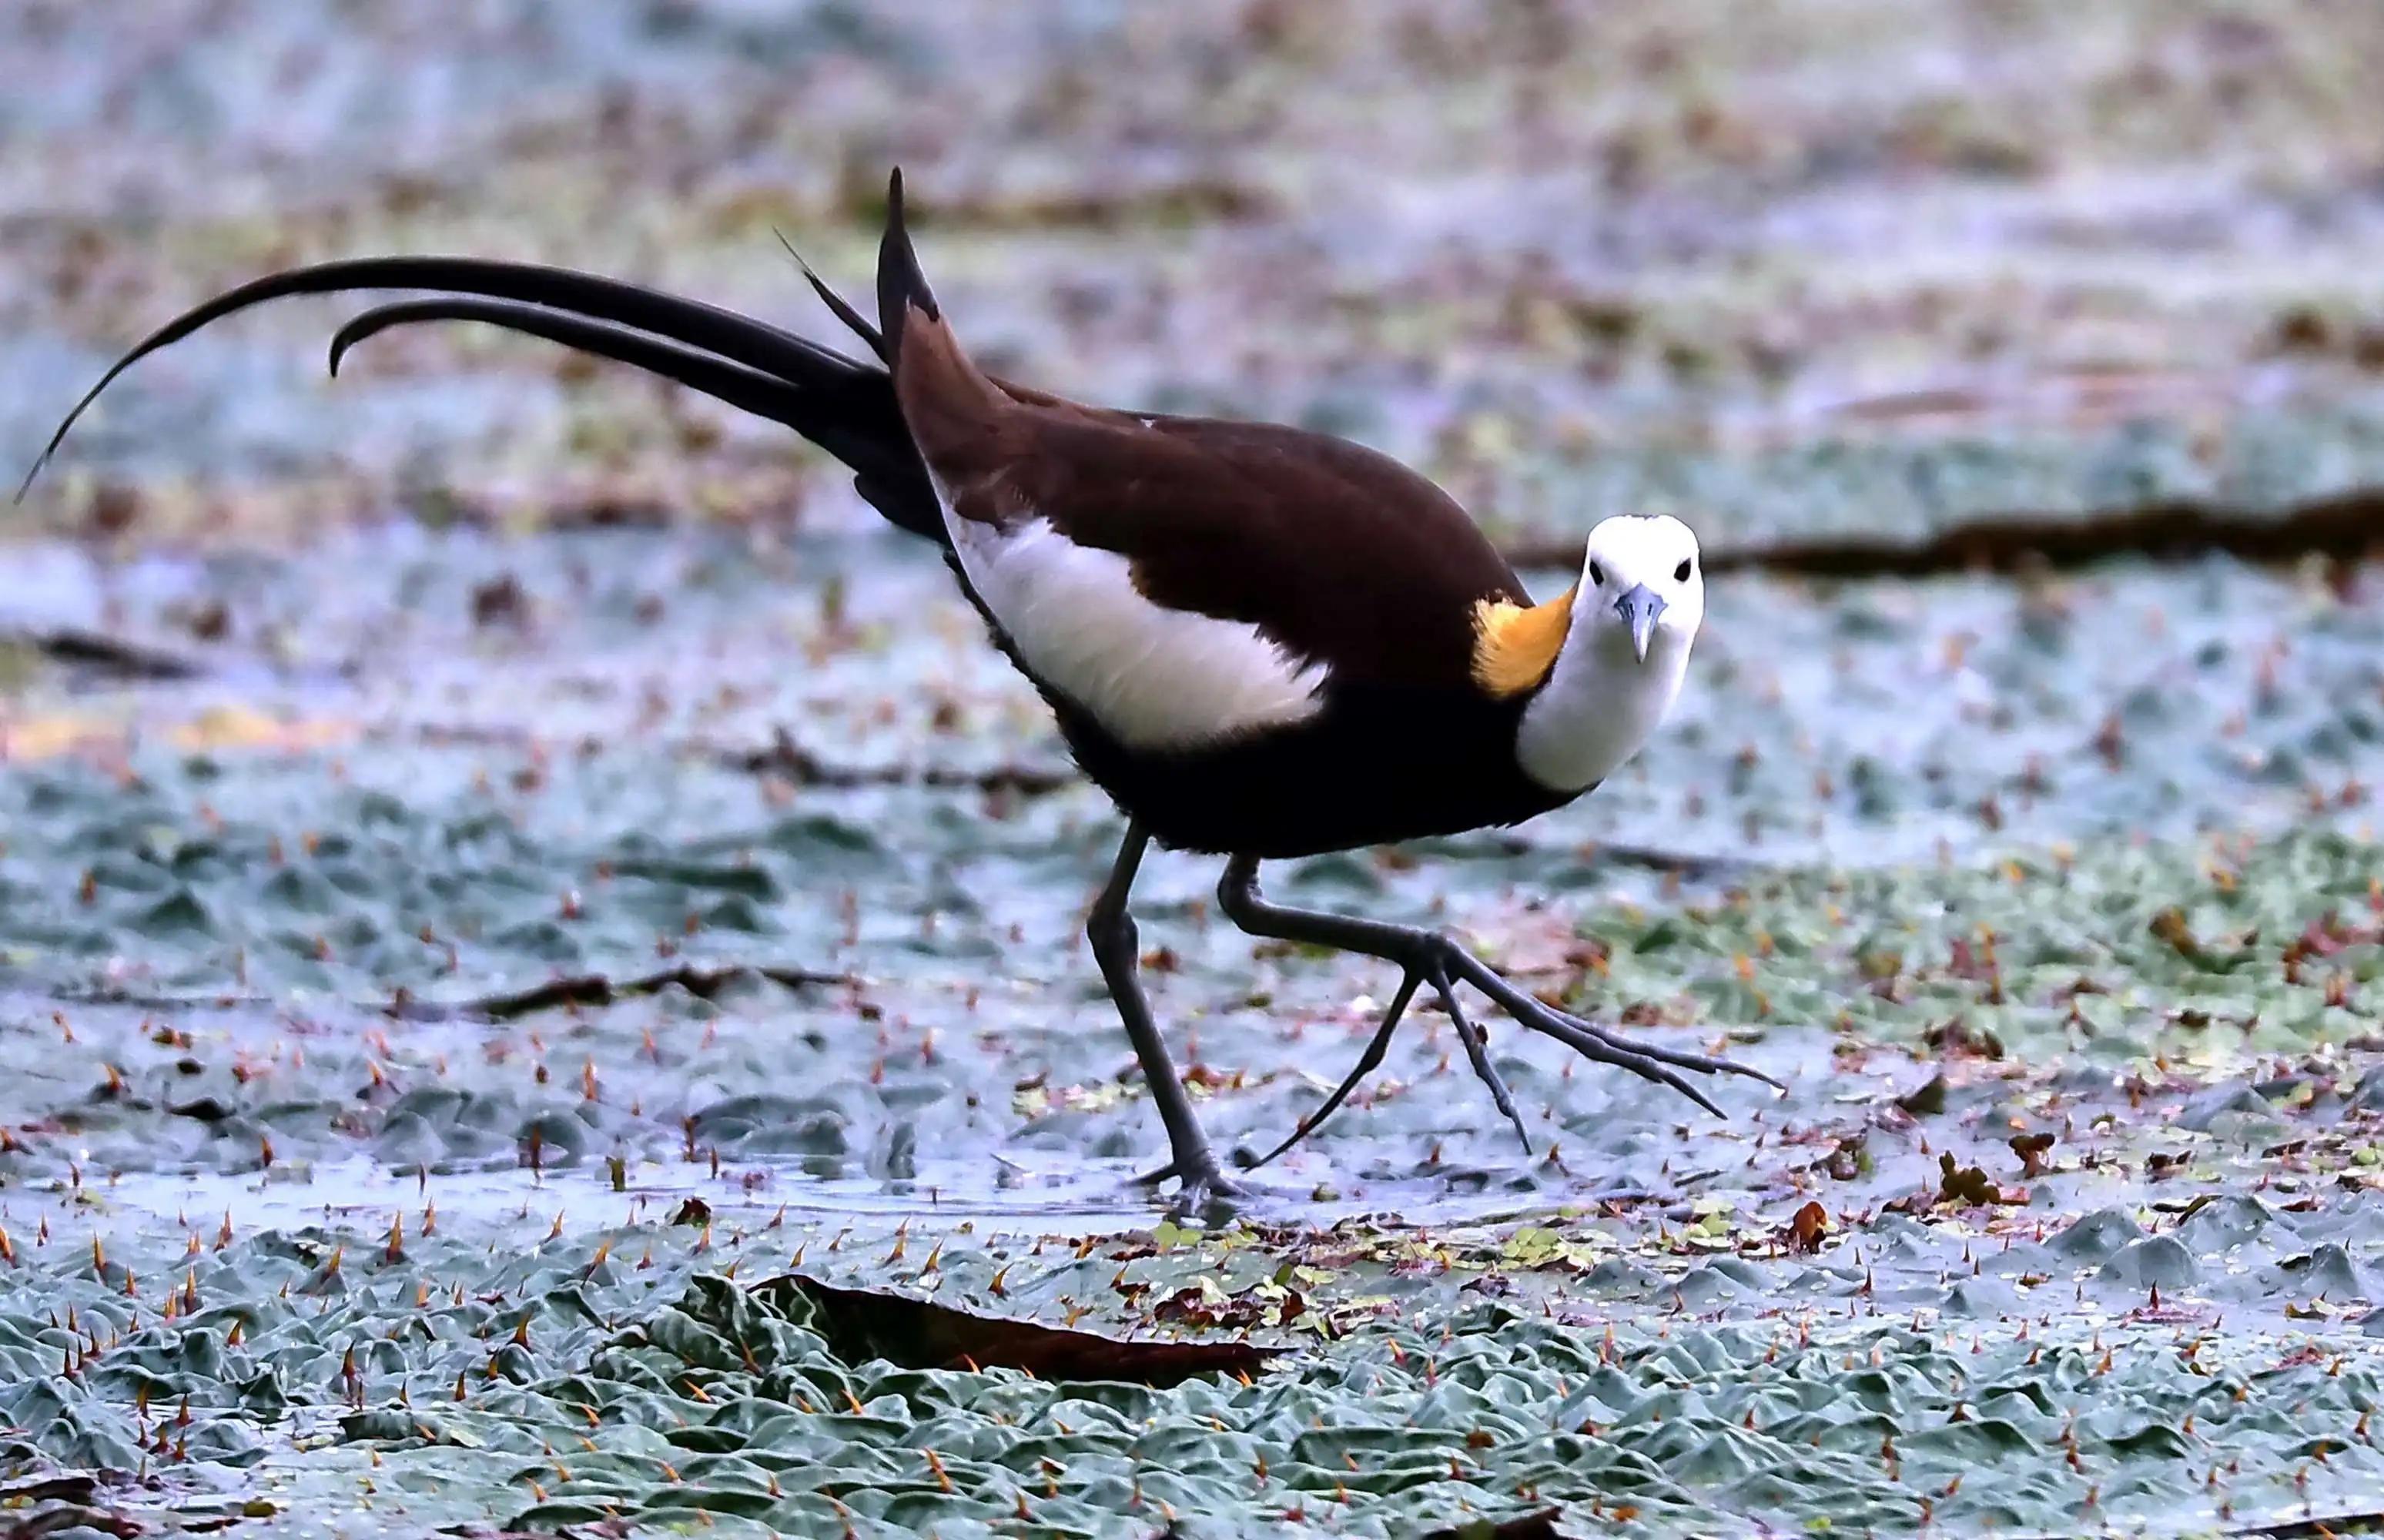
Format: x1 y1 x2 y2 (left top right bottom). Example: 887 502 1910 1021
1470 586 1575 698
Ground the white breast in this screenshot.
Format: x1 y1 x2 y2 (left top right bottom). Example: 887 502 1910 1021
946 512 1329 751
1515 622 1692 792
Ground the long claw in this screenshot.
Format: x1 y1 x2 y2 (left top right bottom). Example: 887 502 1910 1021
1532 1016 1726 1118
1441 949 1759 1116
1640 1043 1781 1090
1430 969 1531 1154
1535 1005 1783 1088
1248 969 1421 1170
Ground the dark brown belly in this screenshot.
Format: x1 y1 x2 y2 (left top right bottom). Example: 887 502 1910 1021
1049 684 1579 858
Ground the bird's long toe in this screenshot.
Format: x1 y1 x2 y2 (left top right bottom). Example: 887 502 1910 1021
1428 969 1532 1152
1436 943 1769 1114
1525 996 1783 1090
1249 968 1422 1169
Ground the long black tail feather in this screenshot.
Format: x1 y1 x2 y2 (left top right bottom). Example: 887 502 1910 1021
17 252 943 541
774 229 887 364
326 297 939 539
326 298 803 405
874 168 943 365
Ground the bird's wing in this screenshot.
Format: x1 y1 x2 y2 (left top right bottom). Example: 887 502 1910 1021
943 406 1532 747
984 407 1529 691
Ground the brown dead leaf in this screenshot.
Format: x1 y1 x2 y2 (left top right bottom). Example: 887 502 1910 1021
772 1274 1276 1387
1895 1072 1948 1116
1424 1510 1561 1540
2285 911 2383 967
1921 1016 2004 1060
1936 1153 2017 1207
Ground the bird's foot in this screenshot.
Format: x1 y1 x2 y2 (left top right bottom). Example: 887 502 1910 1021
1132 1150 1250 1218
1254 929 1780 1170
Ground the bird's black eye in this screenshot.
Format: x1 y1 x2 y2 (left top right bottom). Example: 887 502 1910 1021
1588 561 1606 586
1675 558 1693 583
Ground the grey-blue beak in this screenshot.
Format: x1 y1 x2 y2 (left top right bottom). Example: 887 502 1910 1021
1614 584 1666 662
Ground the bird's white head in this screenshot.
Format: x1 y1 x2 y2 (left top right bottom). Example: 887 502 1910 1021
1514 514 1703 792
1579 513 1703 665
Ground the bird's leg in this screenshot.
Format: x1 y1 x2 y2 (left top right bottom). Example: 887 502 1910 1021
1087 823 1244 1210
1218 856 1777 1151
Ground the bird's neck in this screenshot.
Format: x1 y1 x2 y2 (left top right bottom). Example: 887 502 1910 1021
1513 623 1690 792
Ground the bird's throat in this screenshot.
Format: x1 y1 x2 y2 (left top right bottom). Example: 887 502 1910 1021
1512 626 1689 792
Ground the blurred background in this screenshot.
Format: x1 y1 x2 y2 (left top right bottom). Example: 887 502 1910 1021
8 0 2384 548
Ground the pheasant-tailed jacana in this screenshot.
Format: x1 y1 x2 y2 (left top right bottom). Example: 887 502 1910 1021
24 171 1773 1209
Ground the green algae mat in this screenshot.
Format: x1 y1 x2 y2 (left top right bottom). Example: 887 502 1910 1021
8 2 2384 1536
0 527 2377 1538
